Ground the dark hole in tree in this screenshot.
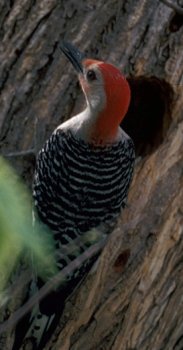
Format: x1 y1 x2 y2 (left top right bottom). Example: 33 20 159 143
113 249 130 273
121 76 174 157
169 12 183 32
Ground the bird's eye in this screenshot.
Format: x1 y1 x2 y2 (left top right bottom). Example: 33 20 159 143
86 69 97 81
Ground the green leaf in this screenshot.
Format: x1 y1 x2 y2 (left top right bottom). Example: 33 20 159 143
0 157 57 291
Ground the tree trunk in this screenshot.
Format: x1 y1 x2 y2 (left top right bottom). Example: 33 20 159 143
0 0 183 349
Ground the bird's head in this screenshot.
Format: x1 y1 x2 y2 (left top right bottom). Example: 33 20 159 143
60 41 130 144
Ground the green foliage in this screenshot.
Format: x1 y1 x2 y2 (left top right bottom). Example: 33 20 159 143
0 157 57 291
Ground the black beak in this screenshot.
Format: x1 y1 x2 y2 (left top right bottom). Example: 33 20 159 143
60 41 84 74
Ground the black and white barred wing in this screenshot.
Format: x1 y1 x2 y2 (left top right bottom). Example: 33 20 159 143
118 137 135 208
33 130 65 229
103 137 135 230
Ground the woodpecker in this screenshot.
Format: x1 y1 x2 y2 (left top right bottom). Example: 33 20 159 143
15 42 135 349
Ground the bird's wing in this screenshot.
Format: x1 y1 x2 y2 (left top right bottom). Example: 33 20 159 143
33 129 64 226
108 136 135 213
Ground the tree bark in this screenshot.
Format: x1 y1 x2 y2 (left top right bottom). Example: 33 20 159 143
0 0 183 349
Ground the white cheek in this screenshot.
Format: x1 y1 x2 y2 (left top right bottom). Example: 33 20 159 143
88 85 106 112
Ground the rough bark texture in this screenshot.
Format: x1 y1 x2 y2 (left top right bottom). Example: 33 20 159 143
0 0 183 349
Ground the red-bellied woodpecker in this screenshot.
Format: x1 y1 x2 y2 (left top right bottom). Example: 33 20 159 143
14 42 135 349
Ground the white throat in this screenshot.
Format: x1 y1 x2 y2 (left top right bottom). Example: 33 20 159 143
57 105 123 144
57 107 95 141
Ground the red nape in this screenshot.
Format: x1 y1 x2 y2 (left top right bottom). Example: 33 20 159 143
95 63 130 142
